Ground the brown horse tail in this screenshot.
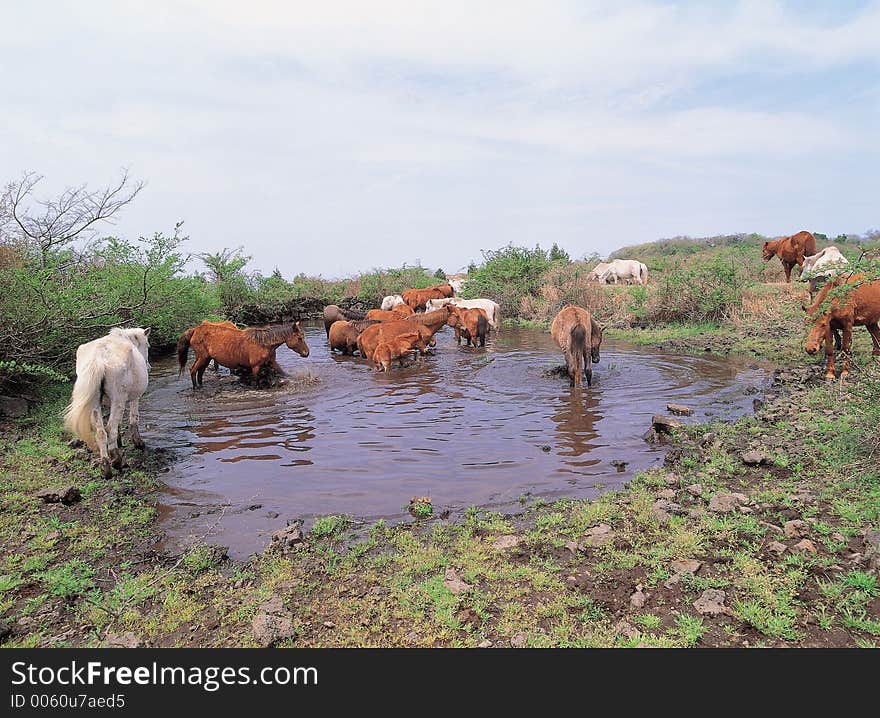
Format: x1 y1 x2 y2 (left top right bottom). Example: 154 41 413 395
570 323 588 387
477 313 488 346
177 327 196 376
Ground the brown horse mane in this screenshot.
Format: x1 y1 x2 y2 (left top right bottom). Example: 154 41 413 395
243 323 300 346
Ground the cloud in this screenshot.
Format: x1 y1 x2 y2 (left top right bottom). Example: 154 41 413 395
1 1 878 275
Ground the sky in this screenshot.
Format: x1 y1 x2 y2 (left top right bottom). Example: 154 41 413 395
2 1 878 277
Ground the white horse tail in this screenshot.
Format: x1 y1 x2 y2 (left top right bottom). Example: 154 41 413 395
64 357 104 450
640 263 648 284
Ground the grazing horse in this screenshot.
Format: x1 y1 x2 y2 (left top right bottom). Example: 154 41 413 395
446 305 489 347
357 321 438 361
372 332 427 371
328 319 379 355
380 294 406 311
322 305 366 336
64 327 151 479
402 284 454 311
762 231 817 283
596 259 648 285
586 262 612 282
178 322 309 388
550 305 604 387
805 274 880 380
365 307 413 321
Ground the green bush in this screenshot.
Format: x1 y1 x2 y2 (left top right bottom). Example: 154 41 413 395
463 245 562 317
651 254 747 323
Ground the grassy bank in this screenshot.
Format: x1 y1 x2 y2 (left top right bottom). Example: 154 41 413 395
2 329 878 647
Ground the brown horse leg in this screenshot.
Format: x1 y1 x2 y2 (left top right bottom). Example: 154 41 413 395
191 355 210 389
840 325 853 378
783 262 793 283
866 322 880 355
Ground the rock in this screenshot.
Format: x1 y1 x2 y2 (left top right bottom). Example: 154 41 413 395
783 520 809 539
642 428 661 444
0 620 12 644
688 508 704 519
104 631 142 648
563 540 579 554
664 474 680 486
509 632 528 648
202 544 229 565
767 541 788 556
794 539 817 554
700 432 716 447
741 450 771 466
653 499 685 516
657 489 676 500
685 483 704 497
404 631 419 643
492 535 521 551
0 395 28 418
693 589 731 616
652 414 683 433
614 620 639 639
45 530 61 542
651 507 671 525
477 639 493 648
630 590 647 609
864 530 880 552
444 568 473 595
610 459 628 471
581 524 614 547
831 532 845 544
251 597 295 647
667 403 693 416
707 492 748 514
409 496 433 517
36 486 81 506
323 621 335 629
670 559 702 575
268 522 304 553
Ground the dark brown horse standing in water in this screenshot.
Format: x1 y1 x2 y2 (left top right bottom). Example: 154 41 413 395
178 322 310 388
322 305 366 336
550 305 603 387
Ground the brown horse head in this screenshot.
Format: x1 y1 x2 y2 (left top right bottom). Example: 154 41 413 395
590 318 604 363
762 240 776 261
285 321 310 357
805 314 830 355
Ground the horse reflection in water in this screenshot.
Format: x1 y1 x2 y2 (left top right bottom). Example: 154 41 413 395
551 390 602 474
190 404 317 465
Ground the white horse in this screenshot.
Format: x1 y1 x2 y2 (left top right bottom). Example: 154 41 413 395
801 247 848 280
64 327 151 479
380 294 405 311
425 297 501 328
450 297 501 328
597 259 647 285
586 262 611 282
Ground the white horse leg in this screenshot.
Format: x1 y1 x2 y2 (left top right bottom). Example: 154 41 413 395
128 397 145 450
105 398 126 470
91 404 112 479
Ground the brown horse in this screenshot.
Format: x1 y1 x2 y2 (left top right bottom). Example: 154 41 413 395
373 332 427 371
805 274 880 380
179 320 240 371
365 307 413 321
178 322 310 388
446 305 489 347
762 231 817 283
550 305 604 387
401 284 454 311
322 305 366 336
328 319 379 355
357 321 437 361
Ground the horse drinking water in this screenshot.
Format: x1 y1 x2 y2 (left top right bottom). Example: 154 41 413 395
64 327 152 479
550 305 603 387
177 321 310 388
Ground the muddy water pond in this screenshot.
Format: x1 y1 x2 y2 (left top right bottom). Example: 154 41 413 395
142 323 768 558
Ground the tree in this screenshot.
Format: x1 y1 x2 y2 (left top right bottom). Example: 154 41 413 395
2 169 143 268
434 267 447 280
198 247 251 283
549 243 571 263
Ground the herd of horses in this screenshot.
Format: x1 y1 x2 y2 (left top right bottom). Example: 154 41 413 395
63 233 879 477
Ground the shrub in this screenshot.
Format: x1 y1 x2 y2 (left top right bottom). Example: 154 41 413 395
463 245 559 317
